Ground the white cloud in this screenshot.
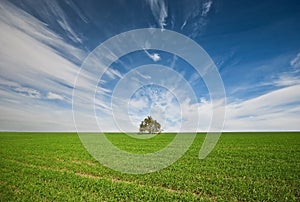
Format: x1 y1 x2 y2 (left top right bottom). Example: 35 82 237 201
105 68 124 80
201 0 213 17
272 74 300 87
200 97 209 104
151 53 161 62
225 84 300 131
13 0 83 45
47 92 64 100
143 49 161 62
180 20 187 30
109 69 210 132
0 0 86 64
125 85 184 132
14 87 41 99
0 0 101 131
136 71 152 80
146 0 168 30
181 0 213 38
65 0 88 23
290 52 300 68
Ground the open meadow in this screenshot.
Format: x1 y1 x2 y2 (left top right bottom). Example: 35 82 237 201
0 132 299 201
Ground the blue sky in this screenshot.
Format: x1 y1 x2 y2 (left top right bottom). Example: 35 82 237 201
0 0 300 131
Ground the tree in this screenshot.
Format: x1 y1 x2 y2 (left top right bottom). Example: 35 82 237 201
139 116 162 134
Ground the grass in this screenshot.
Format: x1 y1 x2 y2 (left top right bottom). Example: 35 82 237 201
0 132 299 201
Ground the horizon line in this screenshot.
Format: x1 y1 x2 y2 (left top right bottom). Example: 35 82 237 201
1 130 299 133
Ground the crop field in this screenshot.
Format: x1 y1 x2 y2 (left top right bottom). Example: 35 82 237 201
0 132 299 201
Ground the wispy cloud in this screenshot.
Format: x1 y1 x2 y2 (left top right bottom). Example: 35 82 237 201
136 71 152 80
271 74 300 87
201 0 213 17
105 67 210 132
1 0 87 64
10 0 84 45
128 85 183 131
180 20 187 30
290 52 300 68
180 0 214 38
47 92 64 100
14 87 41 99
0 0 101 131
251 53 300 89
170 55 178 69
48 0 84 44
225 84 300 131
146 0 168 30
143 48 161 62
65 0 89 23
105 68 124 80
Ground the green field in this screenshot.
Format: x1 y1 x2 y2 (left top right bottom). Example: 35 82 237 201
0 132 299 201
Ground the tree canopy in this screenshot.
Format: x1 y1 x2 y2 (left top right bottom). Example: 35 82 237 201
139 116 162 134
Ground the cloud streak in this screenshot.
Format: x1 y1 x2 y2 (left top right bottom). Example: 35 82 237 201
11 0 84 45
143 48 161 62
180 0 213 38
290 52 300 68
225 84 300 131
0 0 100 131
146 0 168 30
201 0 213 17
47 92 65 100
14 87 41 99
